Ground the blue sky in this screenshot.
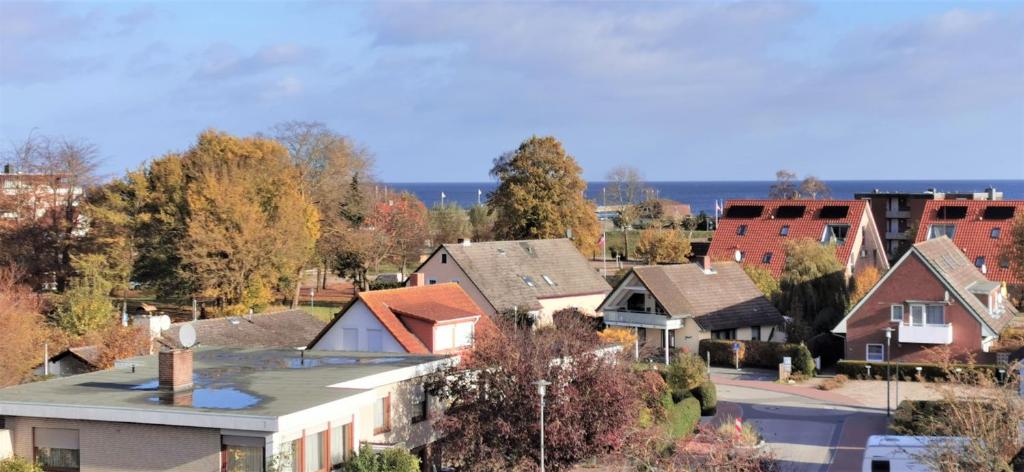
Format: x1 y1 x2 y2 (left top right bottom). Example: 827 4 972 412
1 1 1022 182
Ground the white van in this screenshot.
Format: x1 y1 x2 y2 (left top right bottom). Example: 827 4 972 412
862 435 967 472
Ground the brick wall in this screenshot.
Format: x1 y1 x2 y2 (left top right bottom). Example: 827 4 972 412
159 349 193 392
8 417 220 471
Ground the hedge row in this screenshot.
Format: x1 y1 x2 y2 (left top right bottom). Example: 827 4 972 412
698 339 814 375
836 360 1004 382
692 381 717 416
891 400 951 435
664 394 702 440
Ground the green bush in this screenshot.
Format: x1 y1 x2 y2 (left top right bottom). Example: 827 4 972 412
691 381 717 416
698 339 811 371
0 457 43 472
663 394 701 440
340 444 420 472
793 343 815 376
836 360 1000 382
891 400 953 435
666 353 707 398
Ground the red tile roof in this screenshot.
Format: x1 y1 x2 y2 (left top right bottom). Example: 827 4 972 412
914 200 1023 284
707 199 874 277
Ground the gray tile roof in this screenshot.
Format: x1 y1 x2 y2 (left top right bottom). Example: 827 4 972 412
440 239 611 312
631 261 785 331
913 237 1017 334
161 310 326 349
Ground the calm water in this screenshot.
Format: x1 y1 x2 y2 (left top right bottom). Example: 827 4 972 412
383 180 1024 214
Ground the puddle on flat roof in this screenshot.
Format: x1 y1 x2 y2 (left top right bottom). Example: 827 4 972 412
147 387 260 410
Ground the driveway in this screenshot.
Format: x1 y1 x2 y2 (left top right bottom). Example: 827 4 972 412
712 377 888 472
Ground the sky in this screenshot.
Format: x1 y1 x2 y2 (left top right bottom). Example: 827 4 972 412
1 1 1022 182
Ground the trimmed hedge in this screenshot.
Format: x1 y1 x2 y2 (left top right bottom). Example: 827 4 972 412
691 381 717 416
664 394 702 440
836 360 1002 382
891 400 952 435
698 339 815 375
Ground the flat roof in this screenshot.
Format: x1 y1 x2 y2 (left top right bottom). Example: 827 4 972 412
0 348 449 430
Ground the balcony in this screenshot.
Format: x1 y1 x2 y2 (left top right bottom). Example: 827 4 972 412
603 310 684 330
898 323 953 344
885 231 910 240
885 210 911 219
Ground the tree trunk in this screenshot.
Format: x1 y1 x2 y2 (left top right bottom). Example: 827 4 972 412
291 268 302 309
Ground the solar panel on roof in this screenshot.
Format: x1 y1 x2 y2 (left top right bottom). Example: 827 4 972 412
936 206 967 219
725 205 764 218
774 205 806 218
982 206 1015 220
818 205 849 219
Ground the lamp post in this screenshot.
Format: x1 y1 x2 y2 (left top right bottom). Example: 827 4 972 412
883 327 894 417
534 379 551 472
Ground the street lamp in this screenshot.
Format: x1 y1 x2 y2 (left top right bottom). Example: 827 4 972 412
883 327 895 417
534 379 551 472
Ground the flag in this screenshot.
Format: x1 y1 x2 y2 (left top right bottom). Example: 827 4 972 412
441 191 446 199
598 233 606 247
477 189 482 196
715 200 723 215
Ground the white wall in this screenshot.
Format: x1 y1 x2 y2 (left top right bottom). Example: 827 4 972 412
416 248 497 317
537 293 608 318
311 300 405 353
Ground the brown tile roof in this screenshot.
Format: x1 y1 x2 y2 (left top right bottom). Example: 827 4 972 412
436 238 611 312
708 199 877 277
49 345 102 367
914 200 1024 284
912 236 1017 334
306 284 493 354
161 310 326 349
630 261 785 331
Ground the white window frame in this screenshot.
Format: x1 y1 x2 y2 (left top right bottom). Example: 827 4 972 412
890 305 904 322
925 304 945 326
866 343 884 362
909 304 925 326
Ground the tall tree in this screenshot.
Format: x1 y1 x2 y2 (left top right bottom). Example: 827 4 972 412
366 192 428 274
799 176 831 200
0 268 50 387
429 203 470 245
51 254 116 336
467 204 495 242
776 239 849 334
634 229 691 264
768 170 800 200
488 136 600 254
603 166 646 206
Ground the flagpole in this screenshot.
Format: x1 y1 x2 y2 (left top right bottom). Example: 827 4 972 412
602 230 607 277
477 189 482 206
441 191 446 207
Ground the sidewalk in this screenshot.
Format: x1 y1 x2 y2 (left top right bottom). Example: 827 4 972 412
711 375 864 407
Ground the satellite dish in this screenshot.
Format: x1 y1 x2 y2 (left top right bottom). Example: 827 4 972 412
734 250 742 262
179 323 197 349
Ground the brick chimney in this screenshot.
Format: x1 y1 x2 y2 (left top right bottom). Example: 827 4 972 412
158 349 193 392
702 256 713 274
408 272 426 287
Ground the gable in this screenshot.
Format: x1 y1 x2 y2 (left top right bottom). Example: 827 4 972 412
310 300 406 353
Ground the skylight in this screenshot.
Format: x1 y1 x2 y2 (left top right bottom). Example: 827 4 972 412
725 205 764 218
522 276 536 287
542 275 556 286
779 225 789 236
936 206 967 219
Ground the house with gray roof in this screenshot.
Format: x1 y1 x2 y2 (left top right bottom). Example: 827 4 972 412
412 239 611 324
598 257 786 362
160 309 326 349
833 236 1018 364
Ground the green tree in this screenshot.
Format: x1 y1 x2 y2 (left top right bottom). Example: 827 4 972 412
488 136 600 254
341 445 419 472
743 265 780 301
339 174 368 228
1003 215 1024 285
793 343 816 376
634 228 691 264
0 456 44 472
52 254 116 335
666 353 708 395
776 239 849 334
467 204 495 241
429 203 470 244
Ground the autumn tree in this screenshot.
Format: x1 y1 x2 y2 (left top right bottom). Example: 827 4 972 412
488 136 600 254
428 203 469 245
634 229 691 264
744 265 781 301
0 268 50 387
776 239 849 334
1004 214 1024 286
428 314 641 471
848 265 881 306
799 176 830 200
51 254 117 335
467 204 494 241
365 192 428 274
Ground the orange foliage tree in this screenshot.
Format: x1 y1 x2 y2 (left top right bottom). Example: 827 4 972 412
0 269 50 387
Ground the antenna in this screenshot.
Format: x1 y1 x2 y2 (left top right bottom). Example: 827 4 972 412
179 323 197 349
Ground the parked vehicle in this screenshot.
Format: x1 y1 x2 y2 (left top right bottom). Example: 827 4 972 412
862 435 967 471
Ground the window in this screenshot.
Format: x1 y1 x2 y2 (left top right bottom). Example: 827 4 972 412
367 329 383 351
441 253 448 263
342 328 358 350
909 304 925 326
374 395 391 434
991 227 1001 239
522 276 536 287
34 428 80 472
427 279 437 285
779 225 789 236
412 384 428 423
712 329 737 340
871 459 891 472
926 305 944 325
822 224 850 245
626 292 647 312
282 438 301 472
637 328 647 345
928 224 955 239
542 274 556 286
975 256 985 268
890 305 904 322
330 423 353 468
1000 257 1010 269
750 326 761 341
222 436 266 472
303 430 325 472
736 225 748 236
761 252 772 264
866 344 884 362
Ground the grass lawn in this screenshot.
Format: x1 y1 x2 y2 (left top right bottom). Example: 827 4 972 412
297 304 343 323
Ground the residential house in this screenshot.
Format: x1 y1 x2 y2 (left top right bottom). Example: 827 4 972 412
0 347 452 471
707 199 889 278
307 283 492 354
855 187 1003 261
914 200 1024 287
412 239 612 324
34 346 101 378
598 257 787 362
160 309 327 349
832 237 1017 364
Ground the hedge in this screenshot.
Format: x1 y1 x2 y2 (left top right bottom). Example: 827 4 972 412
891 400 952 435
836 360 1002 382
691 381 717 416
664 394 701 440
698 339 815 375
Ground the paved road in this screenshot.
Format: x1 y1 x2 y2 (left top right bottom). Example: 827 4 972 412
714 381 888 472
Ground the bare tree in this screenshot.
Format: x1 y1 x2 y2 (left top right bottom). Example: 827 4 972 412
604 165 647 206
799 176 831 200
768 170 800 200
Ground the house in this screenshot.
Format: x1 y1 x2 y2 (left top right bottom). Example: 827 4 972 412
914 200 1024 287
707 199 889 278
832 237 1018 364
598 257 787 362
854 187 1003 261
307 283 492 354
34 346 101 378
160 309 326 349
412 239 612 323
0 347 452 471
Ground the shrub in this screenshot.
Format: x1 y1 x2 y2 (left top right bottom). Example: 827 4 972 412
664 394 701 440
0 457 43 472
793 343 815 376
836 360 1000 383
692 381 717 416
598 327 637 347
368 279 404 291
340 444 420 472
716 417 761 447
636 368 669 422
699 339 815 372
818 374 849 391
666 353 707 398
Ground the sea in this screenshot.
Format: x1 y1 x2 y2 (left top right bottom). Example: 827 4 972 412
382 180 1024 215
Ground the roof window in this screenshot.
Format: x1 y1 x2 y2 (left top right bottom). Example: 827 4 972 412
819 205 849 219
779 225 789 236
736 225 748 236
991 227 1001 239
725 205 764 218
982 206 1015 220
762 252 773 264
975 256 985 269
542 275 556 286
927 224 955 240
774 205 806 218
936 206 967 219
522 276 536 287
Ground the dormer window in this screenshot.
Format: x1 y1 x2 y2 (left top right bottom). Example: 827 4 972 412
822 224 850 245
928 224 955 240
991 228 1001 239
737 225 748 236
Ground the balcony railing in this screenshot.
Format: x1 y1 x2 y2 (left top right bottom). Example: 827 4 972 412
898 323 953 344
885 210 911 219
603 310 683 329
885 231 910 240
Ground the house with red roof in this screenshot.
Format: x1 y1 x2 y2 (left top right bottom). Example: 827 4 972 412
307 281 492 354
914 200 1023 286
707 200 889 278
